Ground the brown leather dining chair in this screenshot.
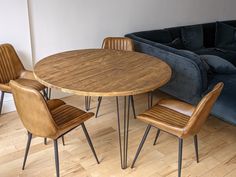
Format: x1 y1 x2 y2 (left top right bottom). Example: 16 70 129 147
131 82 224 177
94 37 136 118
0 43 49 114
10 80 99 177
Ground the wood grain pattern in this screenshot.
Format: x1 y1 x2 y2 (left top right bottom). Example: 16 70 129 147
0 92 235 177
34 49 171 96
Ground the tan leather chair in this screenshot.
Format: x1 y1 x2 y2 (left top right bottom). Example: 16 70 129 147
131 82 224 177
94 37 136 118
0 43 49 114
10 80 99 177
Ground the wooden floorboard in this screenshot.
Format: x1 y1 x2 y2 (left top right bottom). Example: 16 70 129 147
0 92 235 177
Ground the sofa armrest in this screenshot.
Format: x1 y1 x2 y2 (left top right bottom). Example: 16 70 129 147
131 39 207 104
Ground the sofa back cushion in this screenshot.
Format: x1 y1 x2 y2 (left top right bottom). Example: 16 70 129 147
181 25 204 50
215 22 236 50
133 29 172 43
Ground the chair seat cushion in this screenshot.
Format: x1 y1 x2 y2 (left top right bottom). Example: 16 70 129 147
47 99 65 110
194 48 236 66
50 103 94 136
137 100 191 137
200 55 236 74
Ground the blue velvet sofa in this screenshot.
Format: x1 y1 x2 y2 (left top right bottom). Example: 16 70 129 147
126 20 236 125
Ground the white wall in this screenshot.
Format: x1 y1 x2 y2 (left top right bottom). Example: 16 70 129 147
0 0 32 68
0 0 32 113
1 0 236 113
29 0 236 62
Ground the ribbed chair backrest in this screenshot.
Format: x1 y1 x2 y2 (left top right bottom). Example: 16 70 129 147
184 82 224 136
10 80 58 138
0 44 25 84
102 37 134 51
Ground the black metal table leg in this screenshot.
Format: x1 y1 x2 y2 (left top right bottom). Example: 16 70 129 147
116 96 131 169
95 96 102 118
130 96 136 118
148 92 153 109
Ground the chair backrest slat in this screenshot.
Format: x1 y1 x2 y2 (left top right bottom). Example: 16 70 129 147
0 44 24 84
102 37 134 51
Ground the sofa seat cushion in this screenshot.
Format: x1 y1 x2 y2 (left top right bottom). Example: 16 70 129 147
207 74 236 125
194 48 236 66
200 55 236 74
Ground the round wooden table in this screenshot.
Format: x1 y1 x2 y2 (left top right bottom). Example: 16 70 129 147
34 49 172 169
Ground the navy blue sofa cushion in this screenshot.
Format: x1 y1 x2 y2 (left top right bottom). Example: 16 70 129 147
215 22 236 49
165 38 184 49
126 20 236 125
133 29 172 43
200 55 236 74
181 25 204 50
194 48 236 66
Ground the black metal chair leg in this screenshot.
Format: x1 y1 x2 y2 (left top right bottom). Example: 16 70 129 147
62 136 65 146
88 96 91 110
85 96 91 111
95 97 102 118
43 89 49 100
81 123 99 164
0 91 4 114
44 138 47 145
48 88 52 99
194 135 199 163
130 96 136 118
22 132 32 170
153 129 161 145
53 139 60 177
178 138 183 177
131 124 152 168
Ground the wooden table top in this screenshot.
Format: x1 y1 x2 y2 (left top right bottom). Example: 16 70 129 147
34 49 172 97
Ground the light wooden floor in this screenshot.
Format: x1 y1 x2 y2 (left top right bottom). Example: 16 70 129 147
0 92 235 177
